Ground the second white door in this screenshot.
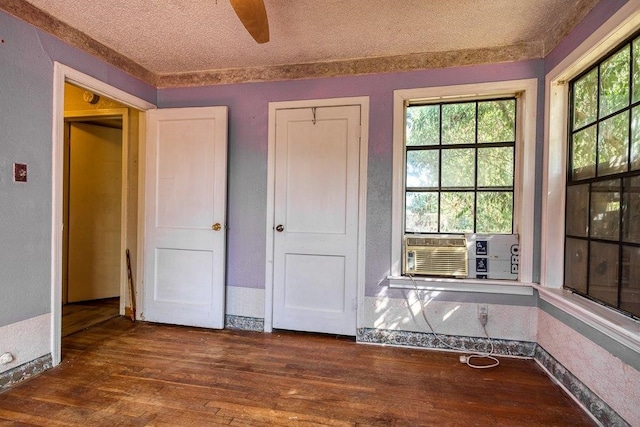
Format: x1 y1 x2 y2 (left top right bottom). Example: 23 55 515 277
142 107 227 328
273 105 361 336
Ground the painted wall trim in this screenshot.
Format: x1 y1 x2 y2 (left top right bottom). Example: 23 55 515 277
264 96 369 333
51 62 157 366
386 277 534 296
536 286 640 369
0 314 51 375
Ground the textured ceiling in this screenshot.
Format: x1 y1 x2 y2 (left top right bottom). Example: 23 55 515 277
3 0 600 86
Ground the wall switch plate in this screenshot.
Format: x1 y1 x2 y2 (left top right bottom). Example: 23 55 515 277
13 163 27 182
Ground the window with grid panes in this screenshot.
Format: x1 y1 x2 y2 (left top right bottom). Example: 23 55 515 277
404 98 516 235
565 33 640 319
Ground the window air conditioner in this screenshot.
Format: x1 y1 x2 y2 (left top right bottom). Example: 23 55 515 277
403 234 468 278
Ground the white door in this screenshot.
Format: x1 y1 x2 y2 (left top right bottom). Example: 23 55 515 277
67 122 122 302
273 105 361 336
143 107 227 328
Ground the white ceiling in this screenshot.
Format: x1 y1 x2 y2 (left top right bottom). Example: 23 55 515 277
11 0 598 84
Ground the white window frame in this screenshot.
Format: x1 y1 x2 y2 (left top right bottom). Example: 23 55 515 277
391 79 537 290
540 1 640 351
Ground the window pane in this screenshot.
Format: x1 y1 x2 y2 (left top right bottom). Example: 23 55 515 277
406 150 439 188
589 241 619 307
442 103 475 144
566 184 589 237
590 179 620 240
633 39 640 103
477 147 513 187
621 246 640 317
631 106 640 170
599 45 630 118
565 238 588 293
440 192 474 233
405 192 438 232
573 69 598 129
476 192 512 233
597 111 629 176
406 105 439 146
571 125 596 180
478 100 515 143
441 149 474 187
623 176 640 243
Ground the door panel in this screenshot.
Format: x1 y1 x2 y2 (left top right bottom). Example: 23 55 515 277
67 122 122 302
273 105 360 336
143 107 227 328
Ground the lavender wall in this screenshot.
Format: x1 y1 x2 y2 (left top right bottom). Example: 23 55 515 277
0 10 154 327
158 61 544 296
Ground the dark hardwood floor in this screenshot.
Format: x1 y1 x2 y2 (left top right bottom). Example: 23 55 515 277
0 317 594 426
62 297 120 337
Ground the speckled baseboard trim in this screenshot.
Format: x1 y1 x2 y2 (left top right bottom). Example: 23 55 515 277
534 345 629 427
225 315 264 332
357 328 536 357
0 354 52 392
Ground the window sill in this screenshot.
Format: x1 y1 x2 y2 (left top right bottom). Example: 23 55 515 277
535 285 640 354
385 276 535 296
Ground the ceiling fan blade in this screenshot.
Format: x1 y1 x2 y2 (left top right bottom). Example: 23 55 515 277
229 0 270 44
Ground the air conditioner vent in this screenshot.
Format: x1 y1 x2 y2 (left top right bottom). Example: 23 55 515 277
403 234 468 277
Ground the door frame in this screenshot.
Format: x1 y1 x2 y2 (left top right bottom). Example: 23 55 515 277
264 97 369 333
63 109 129 306
51 63 156 365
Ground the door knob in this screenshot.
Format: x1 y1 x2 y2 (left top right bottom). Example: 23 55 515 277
212 223 222 231
275 224 284 232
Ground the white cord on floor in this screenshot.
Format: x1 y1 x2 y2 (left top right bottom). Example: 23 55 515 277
407 274 499 369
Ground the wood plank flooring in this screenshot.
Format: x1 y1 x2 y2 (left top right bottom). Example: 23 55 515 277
0 317 595 426
62 298 120 337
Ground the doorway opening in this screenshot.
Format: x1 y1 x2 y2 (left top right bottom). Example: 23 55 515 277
61 82 140 339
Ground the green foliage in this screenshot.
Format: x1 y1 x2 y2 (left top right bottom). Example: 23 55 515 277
476 192 513 233
478 147 513 187
441 149 474 187
442 103 475 144
598 111 629 176
440 192 474 232
478 100 515 142
406 105 439 146
571 43 634 180
405 99 516 234
573 69 598 129
406 150 438 187
631 106 640 170
600 45 630 118
405 192 437 232
572 125 597 180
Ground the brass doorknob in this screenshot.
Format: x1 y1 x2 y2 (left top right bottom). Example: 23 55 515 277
212 223 222 231
275 224 284 232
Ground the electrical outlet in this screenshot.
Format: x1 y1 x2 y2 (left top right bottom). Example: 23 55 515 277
478 304 488 326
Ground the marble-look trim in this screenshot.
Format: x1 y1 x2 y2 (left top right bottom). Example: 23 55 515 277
0 354 52 391
534 345 630 427
225 315 264 332
357 328 536 357
156 43 543 88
